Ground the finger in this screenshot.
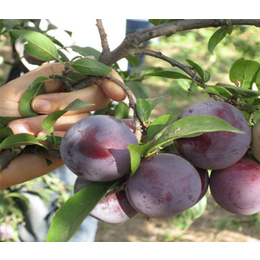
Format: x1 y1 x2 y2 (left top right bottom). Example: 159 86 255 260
8 112 91 136
0 63 65 117
96 70 126 101
2 63 65 97
31 84 110 115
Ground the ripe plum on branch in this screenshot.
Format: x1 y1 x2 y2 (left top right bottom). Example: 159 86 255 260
174 101 252 170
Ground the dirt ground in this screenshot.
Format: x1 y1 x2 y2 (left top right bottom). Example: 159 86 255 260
95 195 260 242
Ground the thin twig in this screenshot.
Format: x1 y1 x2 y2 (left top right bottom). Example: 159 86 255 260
104 74 143 142
135 48 206 86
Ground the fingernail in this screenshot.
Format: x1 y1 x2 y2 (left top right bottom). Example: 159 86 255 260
32 99 51 113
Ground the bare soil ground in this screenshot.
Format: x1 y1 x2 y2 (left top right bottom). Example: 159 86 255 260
95 195 260 242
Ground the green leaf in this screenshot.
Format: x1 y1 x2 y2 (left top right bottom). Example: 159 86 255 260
128 142 152 175
113 102 130 119
211 83 260 98
67 72 87 85
46 180 115 242
70 46 101 59
147 115 246 155
146 91 170 110
0 117 21 127
11 29 59 61
136 98 152 124
229 58 260 89
0 127 13 142
71 58 111 76
208 27 229 55
202 85 233 99
143 68 191 80
42 99 93 135
20 76 49 117
0 133 47 149
255 70 260 90
186 59 205 82
173 196 207 230
126 56 140 69
147 114 175 141
126 81 150 99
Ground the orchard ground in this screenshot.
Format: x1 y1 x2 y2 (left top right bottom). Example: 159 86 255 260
95 196 260 242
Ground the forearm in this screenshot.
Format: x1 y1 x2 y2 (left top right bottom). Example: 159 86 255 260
0 152 64 190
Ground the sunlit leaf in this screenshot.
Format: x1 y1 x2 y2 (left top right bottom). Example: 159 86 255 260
71 58 111 76
208 27 229 55
146 115 245 155
11 29 59 61
229 58 260 89
136 98 152 124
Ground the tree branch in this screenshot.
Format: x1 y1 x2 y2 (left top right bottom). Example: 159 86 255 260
98 19 260 67
75 19 260 90
96 19 110 53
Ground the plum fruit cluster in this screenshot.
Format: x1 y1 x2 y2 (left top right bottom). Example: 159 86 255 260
174 101 260 216
61 100 260 223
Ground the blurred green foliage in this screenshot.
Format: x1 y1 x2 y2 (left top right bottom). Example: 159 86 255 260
143 25 260 118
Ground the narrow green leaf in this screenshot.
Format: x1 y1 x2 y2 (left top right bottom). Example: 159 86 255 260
42 99 93 134
143 68 190 80
213 83 260 98
186 59 205 82
0 133 47 149
128 142 152 175
204 70 211 83
42 110 67 135
208 27 228 55
11 29 59 61
202 85 233 99
20 76 49 117
71 58 111 76
146 115 245 155
46 181 115 242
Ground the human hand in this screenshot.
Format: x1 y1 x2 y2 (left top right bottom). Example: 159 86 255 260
0 62 126 190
